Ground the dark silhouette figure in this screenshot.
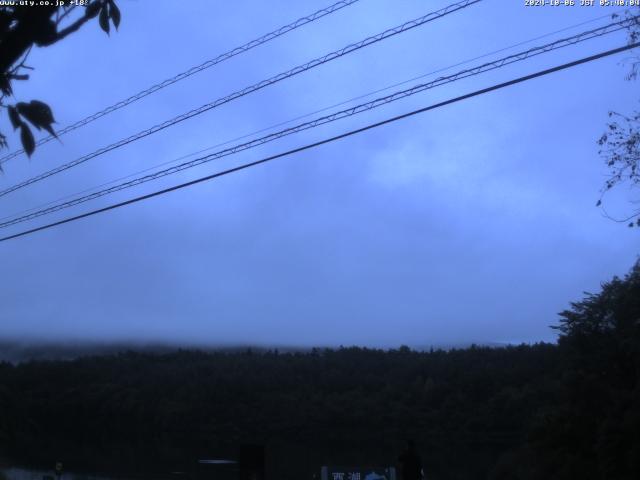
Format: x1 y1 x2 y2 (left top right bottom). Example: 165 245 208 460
397 440 424 480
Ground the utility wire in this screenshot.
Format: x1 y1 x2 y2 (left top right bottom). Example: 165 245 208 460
2 7 626 224
0 0 362 165
0 0 481 197
0 17 634 229
1 41 637 244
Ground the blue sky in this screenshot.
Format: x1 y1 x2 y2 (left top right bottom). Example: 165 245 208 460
0 0 638 348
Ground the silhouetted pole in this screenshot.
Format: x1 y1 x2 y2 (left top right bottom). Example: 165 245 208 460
239 444 265 480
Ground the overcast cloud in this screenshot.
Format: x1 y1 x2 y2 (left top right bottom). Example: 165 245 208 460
0 0 637 348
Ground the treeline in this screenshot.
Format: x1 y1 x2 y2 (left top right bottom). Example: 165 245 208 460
0 262 638 480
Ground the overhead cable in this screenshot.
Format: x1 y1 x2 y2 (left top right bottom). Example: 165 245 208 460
0 0 481 197
1 41 637 243
0 16 634 229
0 0 362 165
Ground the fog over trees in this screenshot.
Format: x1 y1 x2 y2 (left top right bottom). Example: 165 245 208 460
1 260 638 480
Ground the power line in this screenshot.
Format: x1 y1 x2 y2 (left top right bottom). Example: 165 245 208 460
1 41 637 244
2 7 626 224
0 17 633 229
0 0 362 165
6 8 628 225
0 0 482 198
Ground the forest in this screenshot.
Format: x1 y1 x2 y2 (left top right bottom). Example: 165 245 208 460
0 261 638 480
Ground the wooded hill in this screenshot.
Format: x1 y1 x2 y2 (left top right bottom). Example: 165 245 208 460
1 262 638 480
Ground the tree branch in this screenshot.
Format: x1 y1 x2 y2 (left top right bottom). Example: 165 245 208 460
52 10 92 43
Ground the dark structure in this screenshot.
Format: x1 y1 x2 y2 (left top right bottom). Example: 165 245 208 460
239 444 265 480
397 440 423 480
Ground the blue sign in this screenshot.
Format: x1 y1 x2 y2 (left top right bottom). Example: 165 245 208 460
321 466 397 480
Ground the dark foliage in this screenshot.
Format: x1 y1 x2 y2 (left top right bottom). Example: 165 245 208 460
523 261 640 480
0 344 560 480
598 107 640 226
0 262 638 479
0 1 120 160
598 13 640 225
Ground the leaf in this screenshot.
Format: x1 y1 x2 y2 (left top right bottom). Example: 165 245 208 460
42 123 57 139
0 133 5 170
99 4 110 34
16 104 39 130
85 1 102 19
28 100 55 124
20 124 35 157
596 200 602 207
109 0 121 30
29 100 57 138
0 73 12 96
7 106 22 130
16 100 57 138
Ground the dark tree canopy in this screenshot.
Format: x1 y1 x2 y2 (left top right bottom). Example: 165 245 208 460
0 261 639 479
0 1 120 159
531 260 640 479
598 13 640 226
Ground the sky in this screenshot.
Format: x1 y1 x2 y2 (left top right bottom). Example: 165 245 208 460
0 0 638 349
